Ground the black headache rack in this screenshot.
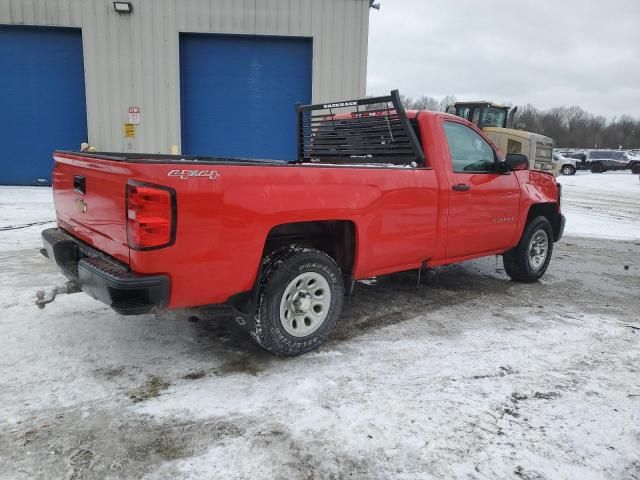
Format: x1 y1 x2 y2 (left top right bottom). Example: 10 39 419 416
296 90 425 166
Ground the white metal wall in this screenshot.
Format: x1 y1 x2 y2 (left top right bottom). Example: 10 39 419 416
0 0 370 153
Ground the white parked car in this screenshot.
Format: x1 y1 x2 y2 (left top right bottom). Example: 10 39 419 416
553 153 577 175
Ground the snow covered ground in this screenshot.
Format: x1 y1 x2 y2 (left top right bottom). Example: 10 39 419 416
0 186 55 252
558 171 640 240
0 175 639 479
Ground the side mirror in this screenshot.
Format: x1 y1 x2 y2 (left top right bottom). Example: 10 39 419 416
505 153 529 171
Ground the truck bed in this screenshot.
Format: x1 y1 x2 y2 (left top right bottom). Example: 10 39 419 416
51 149 439 308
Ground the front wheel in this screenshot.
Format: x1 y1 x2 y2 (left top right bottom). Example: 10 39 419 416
561 165 576 176
503 216 554 282
631 163 640 175
590 163 605 173
251 247 344 356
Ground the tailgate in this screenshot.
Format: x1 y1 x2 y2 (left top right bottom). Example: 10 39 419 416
52 152 130 264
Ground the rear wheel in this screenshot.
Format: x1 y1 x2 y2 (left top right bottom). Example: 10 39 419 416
590 162 605 173
251 246 344 356
561 165 576 176
631 163 640 175
503 216 554 282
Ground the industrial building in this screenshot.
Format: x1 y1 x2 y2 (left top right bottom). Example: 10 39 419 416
0 0 370 185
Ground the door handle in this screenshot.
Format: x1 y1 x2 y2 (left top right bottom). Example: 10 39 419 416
452 183 471 192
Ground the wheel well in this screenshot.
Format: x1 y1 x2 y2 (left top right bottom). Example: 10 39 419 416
527 203 560 238
263 220 356 276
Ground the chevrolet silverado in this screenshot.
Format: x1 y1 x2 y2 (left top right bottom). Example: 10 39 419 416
41 91 565 355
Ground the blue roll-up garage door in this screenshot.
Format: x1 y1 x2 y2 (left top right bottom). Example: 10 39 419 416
180 34 312 161
0 26 87 186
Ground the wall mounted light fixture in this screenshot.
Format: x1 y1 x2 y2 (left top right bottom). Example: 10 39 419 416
113 2 133 14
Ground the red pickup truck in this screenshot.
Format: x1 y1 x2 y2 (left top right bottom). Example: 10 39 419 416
41 91 564 356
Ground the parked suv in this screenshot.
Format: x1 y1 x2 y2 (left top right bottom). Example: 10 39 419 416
629 151 640 174
586 150 632 173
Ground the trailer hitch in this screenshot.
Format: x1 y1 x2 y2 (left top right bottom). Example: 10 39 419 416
35 281 81 309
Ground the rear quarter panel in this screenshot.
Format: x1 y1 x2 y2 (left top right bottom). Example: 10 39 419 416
129 163 439 308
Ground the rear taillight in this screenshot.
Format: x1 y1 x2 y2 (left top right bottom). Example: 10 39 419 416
126 181 176 250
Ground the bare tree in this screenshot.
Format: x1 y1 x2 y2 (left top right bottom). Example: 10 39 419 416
366 93 640 148
514 105 640 148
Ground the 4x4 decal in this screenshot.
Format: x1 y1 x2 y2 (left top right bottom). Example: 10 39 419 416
168 169 219 180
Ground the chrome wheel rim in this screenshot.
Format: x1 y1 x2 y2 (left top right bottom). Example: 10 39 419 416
279 272 331 337
562 167 572 175
527 229 549 271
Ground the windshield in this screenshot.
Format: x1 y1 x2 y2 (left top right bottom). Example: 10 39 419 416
481 106 507 128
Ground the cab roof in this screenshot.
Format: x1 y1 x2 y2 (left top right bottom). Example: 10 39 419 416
454 101 510 109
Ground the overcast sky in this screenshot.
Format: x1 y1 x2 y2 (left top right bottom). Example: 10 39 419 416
366 0 640 119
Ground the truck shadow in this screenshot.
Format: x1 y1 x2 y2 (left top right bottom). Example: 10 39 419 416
186 259 520 355
132 258 561 388
332 263 516 343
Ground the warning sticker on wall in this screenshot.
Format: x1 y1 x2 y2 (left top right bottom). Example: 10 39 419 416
128 106 141 124
124 123 136 138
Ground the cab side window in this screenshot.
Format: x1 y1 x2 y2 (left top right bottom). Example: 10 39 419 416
443 121 496 173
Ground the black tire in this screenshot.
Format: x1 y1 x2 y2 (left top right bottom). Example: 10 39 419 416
590 163 605 173
561 165 576 176
503 216 554 283
251 246 344 356
631 163 640 175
